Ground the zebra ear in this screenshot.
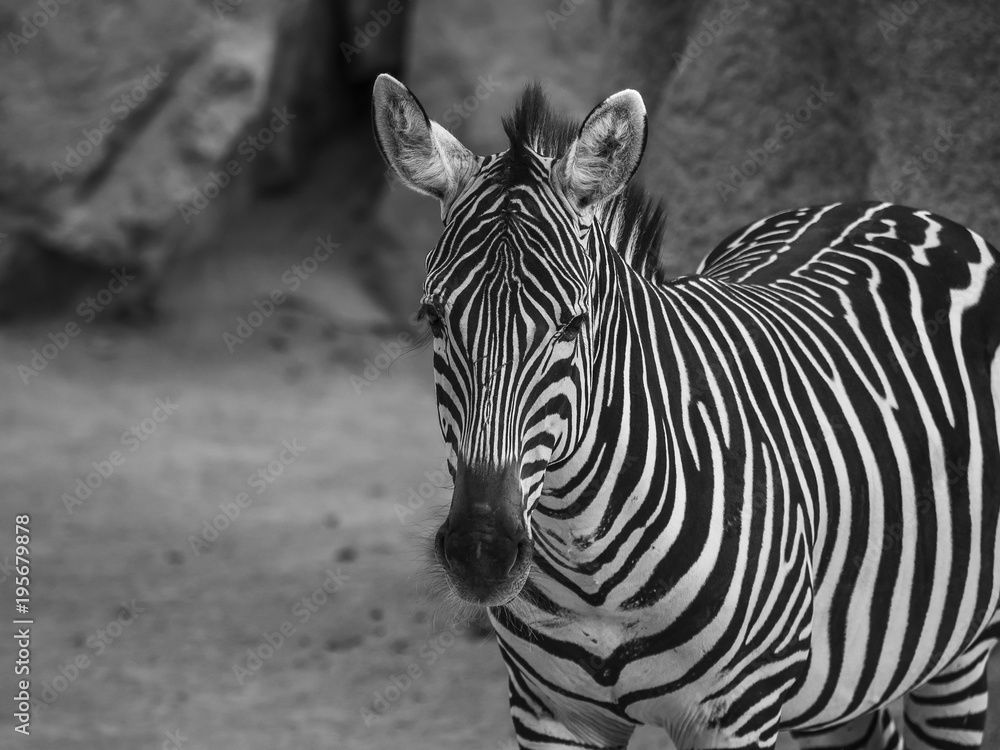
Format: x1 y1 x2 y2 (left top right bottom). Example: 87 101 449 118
372 74 477 214
554 89 647 213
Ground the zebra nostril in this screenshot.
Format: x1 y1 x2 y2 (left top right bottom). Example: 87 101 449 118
506 537 531 576
518 538 531 559
503 549 517 577
440 528 471 574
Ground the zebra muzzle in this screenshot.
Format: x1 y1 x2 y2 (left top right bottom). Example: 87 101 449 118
434 460 533 606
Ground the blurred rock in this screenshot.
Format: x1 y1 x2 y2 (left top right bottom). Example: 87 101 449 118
842 1 1000 246
252 0 337 192
602 0 700 118
254 0 413 191
604 0 1000 275
0 0 261 316
0 0 411 319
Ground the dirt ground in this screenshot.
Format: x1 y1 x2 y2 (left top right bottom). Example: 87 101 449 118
1 122 999 750
0 127 514 749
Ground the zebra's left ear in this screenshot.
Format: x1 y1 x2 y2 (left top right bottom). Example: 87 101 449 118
553 89 647 214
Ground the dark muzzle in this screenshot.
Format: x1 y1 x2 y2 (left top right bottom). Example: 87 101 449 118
434 461 533 605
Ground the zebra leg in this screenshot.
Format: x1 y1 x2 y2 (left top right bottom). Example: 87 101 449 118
902 626 1000 750
506 676 635 749
791 709 902 750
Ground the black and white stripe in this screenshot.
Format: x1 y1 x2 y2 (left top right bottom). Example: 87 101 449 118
374 79 1000 750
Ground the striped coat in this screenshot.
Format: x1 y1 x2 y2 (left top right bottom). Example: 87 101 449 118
373 76 1000 749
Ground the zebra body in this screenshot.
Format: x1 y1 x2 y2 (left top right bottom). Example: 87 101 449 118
372 76 1000 749
497 199 1000 749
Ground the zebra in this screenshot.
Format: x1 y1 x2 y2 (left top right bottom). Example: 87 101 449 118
371 74 1000 750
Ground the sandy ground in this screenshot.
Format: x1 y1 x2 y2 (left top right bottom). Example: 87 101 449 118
1 105 999 750
0 135 516 748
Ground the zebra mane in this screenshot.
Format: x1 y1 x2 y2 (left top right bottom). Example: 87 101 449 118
500 83 668 285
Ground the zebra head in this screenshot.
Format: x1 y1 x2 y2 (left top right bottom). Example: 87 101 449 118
373 75 647 606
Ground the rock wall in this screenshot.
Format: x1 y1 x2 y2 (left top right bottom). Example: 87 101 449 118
6 0 993 318
606 0 1000 275
0 0 258 316
0 0 411 318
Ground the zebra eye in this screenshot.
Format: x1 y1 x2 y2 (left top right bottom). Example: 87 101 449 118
419 304 446 336
557 314 586 342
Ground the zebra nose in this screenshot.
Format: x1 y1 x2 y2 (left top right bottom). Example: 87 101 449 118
437 524 522 581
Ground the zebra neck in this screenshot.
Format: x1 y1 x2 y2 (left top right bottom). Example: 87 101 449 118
533 245 684 579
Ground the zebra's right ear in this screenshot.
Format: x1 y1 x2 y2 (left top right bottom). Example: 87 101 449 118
553 89 647 215
372 74 477 215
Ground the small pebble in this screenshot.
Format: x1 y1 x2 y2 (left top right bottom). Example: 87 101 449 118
325 634 363 652
165 549 184 565
390 638 409 654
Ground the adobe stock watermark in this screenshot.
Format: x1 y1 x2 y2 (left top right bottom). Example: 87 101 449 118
872 125 958 204
441 74 501 132
51 65 168 181
350 332 415 394
7 0 73 54
232 565 351 685
61 398 179 513
546 0 588 30
877 0 929 40
177 107 296 223
159 729 189 750
31 600 145 715
673 0 750 72
340 0 412 63
689 327 764 400
360 622 469 726
889 304 951 370
17 268 135 385
222 235 338 353
393 458 451 523
187 438 306 554
212 0 245 19
849 454 969 570
0 555 15 583
715 81 834 203
350 311 429 393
